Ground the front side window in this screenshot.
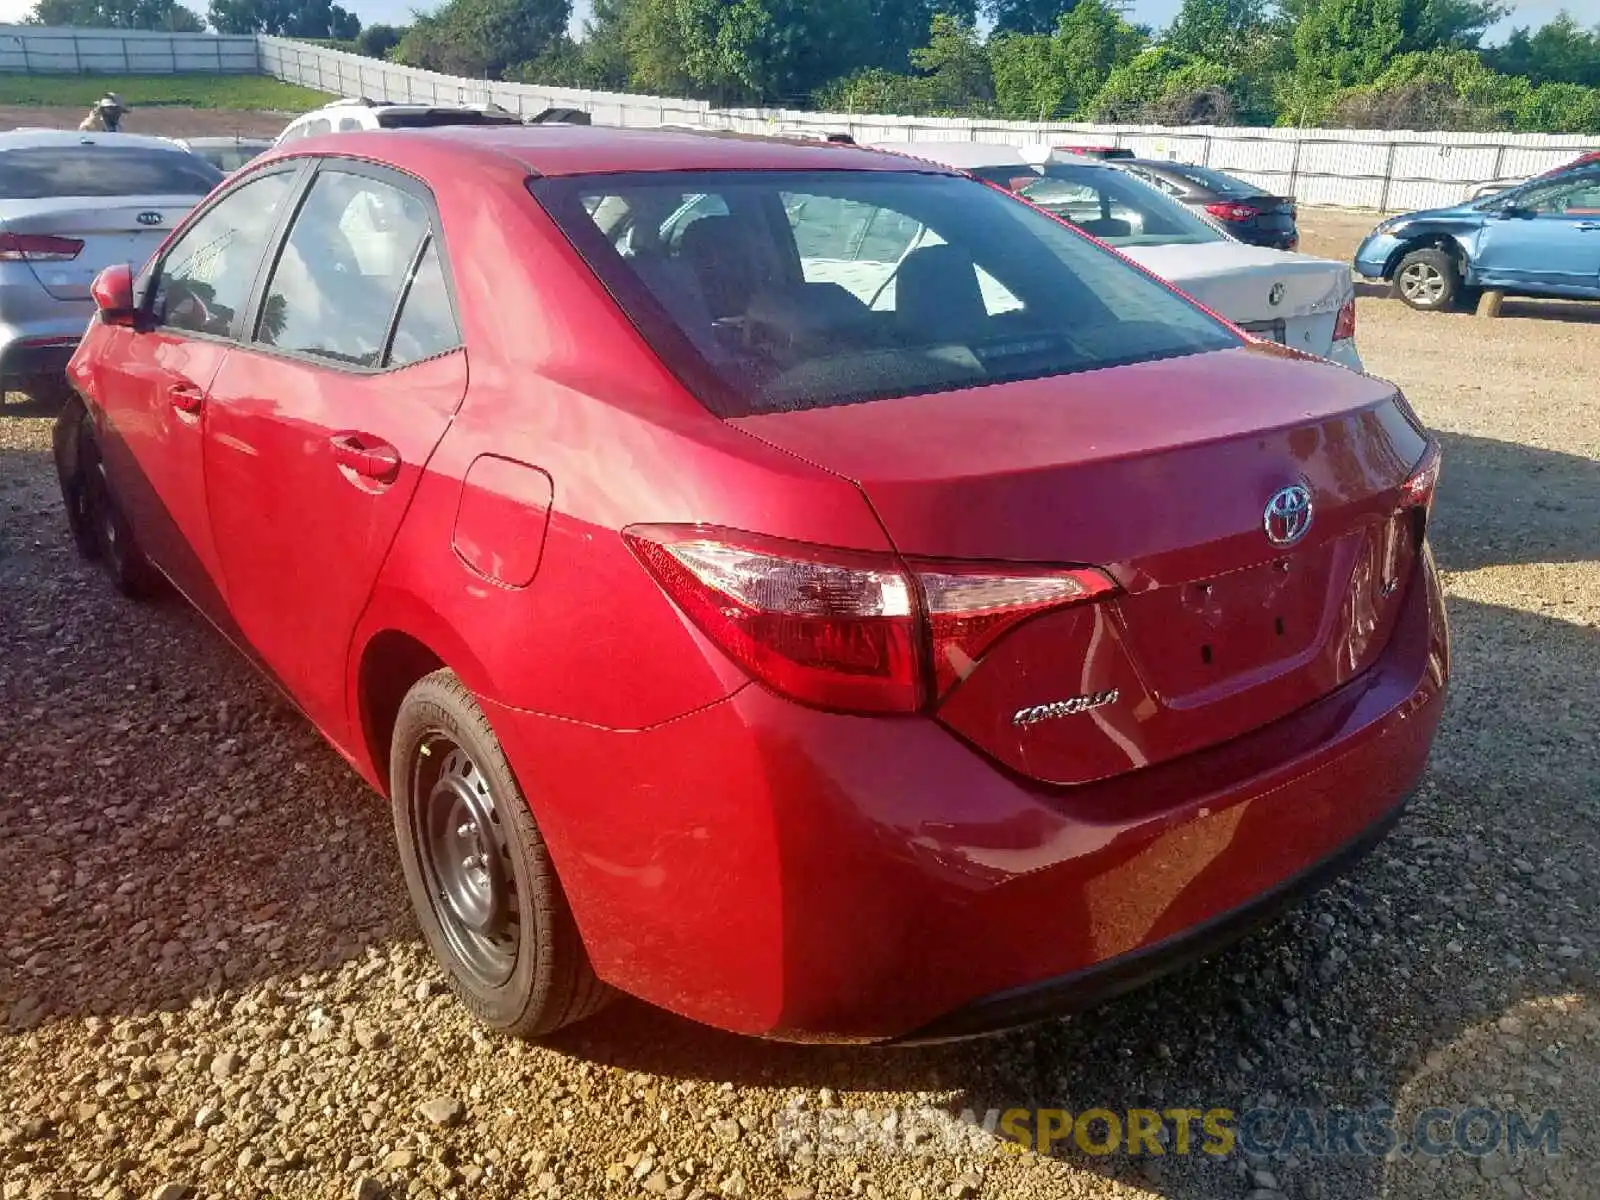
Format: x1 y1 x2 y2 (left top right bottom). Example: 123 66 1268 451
152 170 297 337
1516 171 1600 216
534 169 1236 417
255 170 432 367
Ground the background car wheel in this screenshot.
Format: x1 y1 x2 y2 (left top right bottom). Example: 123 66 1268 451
1393 248 1460 312
390 669 610 1038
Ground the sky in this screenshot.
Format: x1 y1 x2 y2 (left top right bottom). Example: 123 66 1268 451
0 0 1580 46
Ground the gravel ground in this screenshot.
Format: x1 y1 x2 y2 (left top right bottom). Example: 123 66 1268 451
1 211 1596 1200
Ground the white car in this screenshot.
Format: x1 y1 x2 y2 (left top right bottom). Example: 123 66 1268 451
276 98 525 145
877 142 1362 371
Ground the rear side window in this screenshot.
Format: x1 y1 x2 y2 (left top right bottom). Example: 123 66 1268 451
256 170 432 367
386 240 460 367
152 170 297 337
532 170 1236 417
0 146 221 199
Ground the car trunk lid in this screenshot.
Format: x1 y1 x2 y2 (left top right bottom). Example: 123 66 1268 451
730 345 1430 785
0 197 191 301
1120 241 1346 330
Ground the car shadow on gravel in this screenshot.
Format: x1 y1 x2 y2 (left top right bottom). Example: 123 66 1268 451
1432 431 1600 572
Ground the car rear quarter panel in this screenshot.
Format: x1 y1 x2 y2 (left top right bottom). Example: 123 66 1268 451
346 168 886 771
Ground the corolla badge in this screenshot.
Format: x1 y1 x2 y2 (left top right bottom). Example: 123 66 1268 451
136 211 164 226
1268 281 1286 306
1012 690 1119 728
1264 484 1314 547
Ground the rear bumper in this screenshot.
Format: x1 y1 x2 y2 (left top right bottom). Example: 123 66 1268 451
0 332 80 382
481 550 1449 1041
897 794 1405 1042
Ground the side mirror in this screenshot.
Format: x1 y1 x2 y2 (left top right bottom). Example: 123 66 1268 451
90 263 138 327
1495 204 1531 220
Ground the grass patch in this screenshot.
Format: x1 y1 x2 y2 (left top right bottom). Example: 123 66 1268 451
0 73 332 111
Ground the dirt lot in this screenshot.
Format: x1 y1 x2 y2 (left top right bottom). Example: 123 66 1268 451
0 104 292 138
0 212 1596 1200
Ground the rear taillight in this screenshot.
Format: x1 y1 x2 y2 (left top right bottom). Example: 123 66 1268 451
917 565 1116 697
1333 298 1357 342
625 526 1116 714
1382 441 1442 594
1205 202 1258 223
1399 440 1442 520
0 233 84 262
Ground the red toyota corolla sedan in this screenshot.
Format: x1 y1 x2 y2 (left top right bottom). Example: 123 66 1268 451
56 126 1448 1043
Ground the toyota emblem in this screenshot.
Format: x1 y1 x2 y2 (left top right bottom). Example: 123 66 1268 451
1268 281 1286 306
136 211 164 226
1264 484 1314 547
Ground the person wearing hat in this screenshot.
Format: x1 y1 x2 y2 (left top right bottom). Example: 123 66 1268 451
79 93 126 133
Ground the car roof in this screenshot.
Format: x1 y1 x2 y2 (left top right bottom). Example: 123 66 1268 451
280 124 953 179
0 129 193 152
870 140 1100 171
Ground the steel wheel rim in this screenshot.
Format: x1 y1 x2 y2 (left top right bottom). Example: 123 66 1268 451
412 734 519 988
1399 262 1446 304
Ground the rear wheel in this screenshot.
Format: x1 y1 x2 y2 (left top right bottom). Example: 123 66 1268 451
390 669 610 1038
1393 248 1460 312
54 401 158 596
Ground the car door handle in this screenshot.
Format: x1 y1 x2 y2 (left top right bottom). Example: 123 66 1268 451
167 382 203 413
1578 222 1600 232
330 432 401 484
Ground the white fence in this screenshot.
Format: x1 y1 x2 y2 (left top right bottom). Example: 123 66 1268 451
260 38 1600 212
2 25 1594 211
0 26 257 74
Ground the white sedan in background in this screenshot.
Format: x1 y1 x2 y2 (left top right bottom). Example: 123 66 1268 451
873 142 1363 371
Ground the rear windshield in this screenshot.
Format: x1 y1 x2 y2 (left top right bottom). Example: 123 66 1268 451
533 170 1236 418
0 146 222 199
376 109 522 129
1154 162 1269 197
967 163 1225 249
192 143 267 173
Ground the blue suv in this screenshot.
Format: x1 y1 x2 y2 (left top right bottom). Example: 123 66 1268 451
1355 161 1600 312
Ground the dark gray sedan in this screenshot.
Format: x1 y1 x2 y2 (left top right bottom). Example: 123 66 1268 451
1118 159 1300 251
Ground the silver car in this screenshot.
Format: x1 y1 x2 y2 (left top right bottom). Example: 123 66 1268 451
1 130 221 398
169 135 274 175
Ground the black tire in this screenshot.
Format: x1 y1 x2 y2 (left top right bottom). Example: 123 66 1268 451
1392 247 1460 312
53 399 159 597
53 400 103 563
390 669 610 1038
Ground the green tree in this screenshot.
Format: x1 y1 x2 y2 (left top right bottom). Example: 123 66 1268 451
990 32 1073 118
1162 0 1268 61
1292 0 1406 92
28 0 204 30
209 0 359 38
393 0 569 78
983 0 1076 36
989 1 1142 119
354 22 404 57
1489 14 1600 88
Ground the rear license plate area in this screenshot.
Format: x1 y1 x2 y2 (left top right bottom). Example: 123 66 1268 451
1115 549 1336 702
1239 319 1287 344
